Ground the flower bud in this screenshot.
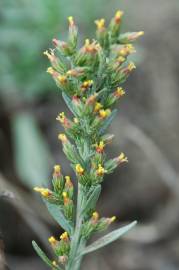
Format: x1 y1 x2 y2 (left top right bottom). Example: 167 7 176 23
109 10 124 42
118 31 144 44
67 67 86 77
75 164 84 175
58 133 68 144
34 187 52 198
53 39 74 55
68 16 78 49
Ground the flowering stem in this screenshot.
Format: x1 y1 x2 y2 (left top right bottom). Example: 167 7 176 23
66 183 84 270
32 11 143 270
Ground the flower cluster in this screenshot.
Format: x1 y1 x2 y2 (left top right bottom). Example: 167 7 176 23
33 10 143 270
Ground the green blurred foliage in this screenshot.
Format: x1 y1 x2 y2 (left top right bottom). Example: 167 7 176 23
0 0 122 103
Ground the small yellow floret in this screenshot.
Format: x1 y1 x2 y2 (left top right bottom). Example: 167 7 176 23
48 236 57 245
85 39 90 47
65 176 71 182
60 231 69 241
94 102 103 112
81 80 93 91
115 10 124 23
96 164 106 176
34 187 51 197
46 67 54 74
52 261 58 267
138 31 144 37
73 117 79 124
58 75 67 84
110 216 116 222
56 112 65 123
99 109 111 118
68 16 74 26
75 164 84 175
95 141 105 153
54 165 61 174
58 133 68 143
115 87 125 97
92 211 99 220
128 62 136 71
95 18 105 30
118 152 128 163
62 191 68 198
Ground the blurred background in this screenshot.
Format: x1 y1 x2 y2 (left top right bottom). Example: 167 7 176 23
0 0 179 269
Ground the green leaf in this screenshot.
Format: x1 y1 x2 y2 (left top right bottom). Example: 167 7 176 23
62 92 77 116
12 112 52 188
80 221 137 256
44 200 74 235
82 185 101 214
32 241 62 270
99 109 118 135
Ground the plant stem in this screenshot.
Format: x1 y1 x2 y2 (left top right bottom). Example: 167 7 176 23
66 183 84 270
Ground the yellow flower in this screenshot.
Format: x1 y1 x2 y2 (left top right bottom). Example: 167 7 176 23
52 261 58 267
65 176 73 187
128 62 136 71
110 216 116 222
48 236 57 245
119 44 136 57
34 187 51 197
92 211 99 221
117 56 125 63
53 164 61 174
94 102 103 112
43 50 54 61
95 18 105 30
75 164 84 175
62 191 68 198
96 164 106 176
114 10 124 23
60 231 69 241
95 141 105 153
118 152 128 163
81 80 93 91
73 117 79 124
58 75 67 84
58 133 68 143
107 216 117 225
68 16 74 26
62 192 71 205
56 112 65 123
46 67 54 74
114 87 125 98
99 109 111 119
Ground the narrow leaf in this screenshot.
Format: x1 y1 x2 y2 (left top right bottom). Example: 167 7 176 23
80 221 137 256
62 92 77 116
44 200 74 234
99 109 118 135
32 241 62 270
12 112 52 188
82 185 101 214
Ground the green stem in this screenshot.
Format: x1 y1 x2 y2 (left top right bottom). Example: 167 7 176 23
66 183 84 270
